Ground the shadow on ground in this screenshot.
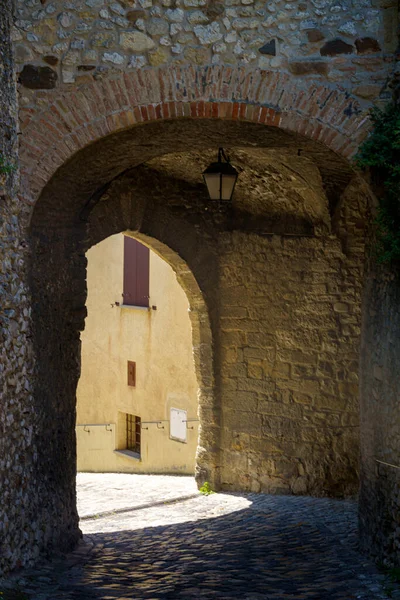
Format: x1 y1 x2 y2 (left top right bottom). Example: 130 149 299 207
34 495 389 600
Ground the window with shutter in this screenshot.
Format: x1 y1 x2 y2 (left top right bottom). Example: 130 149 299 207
127 361 136 387
123 237 150 307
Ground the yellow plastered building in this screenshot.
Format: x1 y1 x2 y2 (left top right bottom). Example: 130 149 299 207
76 233 199 474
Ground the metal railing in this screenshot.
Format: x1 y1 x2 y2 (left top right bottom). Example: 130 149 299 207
77 423 114 433
76 419 199 432
140 419 199 430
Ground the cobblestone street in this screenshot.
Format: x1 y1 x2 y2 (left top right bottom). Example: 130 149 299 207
3 474 399 600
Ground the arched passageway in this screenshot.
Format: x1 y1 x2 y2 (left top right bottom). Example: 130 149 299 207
26 110 371 558
0 0 398 572
76 233 203 476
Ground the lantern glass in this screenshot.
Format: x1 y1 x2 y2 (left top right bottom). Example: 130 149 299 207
203 172 238 201
202 149 238 202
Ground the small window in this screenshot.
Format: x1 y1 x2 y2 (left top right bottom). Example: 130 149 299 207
123 237 149 307
127 361 136 387
126 414 141 456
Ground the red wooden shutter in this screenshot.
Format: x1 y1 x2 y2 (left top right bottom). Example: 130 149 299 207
127 361 136 386
123 237 149 307
135 241 150 307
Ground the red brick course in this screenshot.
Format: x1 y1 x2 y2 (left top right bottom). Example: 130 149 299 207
19 65 372 206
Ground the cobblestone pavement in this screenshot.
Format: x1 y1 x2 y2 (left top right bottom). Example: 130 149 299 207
3 474 399 600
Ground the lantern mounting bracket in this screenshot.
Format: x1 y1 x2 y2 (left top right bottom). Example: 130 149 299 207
218 147 230 163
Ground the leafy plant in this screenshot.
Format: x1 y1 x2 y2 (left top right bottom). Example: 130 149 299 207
0 154 16 176
356 103 400 264
199 481 214 495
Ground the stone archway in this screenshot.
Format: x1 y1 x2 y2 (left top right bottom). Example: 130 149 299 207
0 60 380 573
23 100 371 567
29 177 220 556
0 0 398 570
19 65 371 214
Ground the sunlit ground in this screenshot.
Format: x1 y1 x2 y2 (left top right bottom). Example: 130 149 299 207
77 473 252 534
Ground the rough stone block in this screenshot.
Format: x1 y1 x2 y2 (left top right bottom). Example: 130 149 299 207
19 64 57 89
306 28 325 43
258 39 276 56
320 38 354 56
355 37 381 54
223 410 262 437
288 59 329 76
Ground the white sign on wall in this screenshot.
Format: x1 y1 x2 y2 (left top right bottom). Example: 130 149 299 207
170 408 187 443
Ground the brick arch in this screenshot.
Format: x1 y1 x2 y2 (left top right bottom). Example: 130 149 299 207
24 63 372 566
20 65 371 208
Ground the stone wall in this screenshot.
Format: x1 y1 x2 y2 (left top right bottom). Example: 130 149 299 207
0 0 38 574
358 11 400 560
14 0 395 103
218 179 366 496
359 265 400 565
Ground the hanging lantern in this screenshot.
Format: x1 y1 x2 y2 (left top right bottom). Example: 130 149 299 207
202 148 238 203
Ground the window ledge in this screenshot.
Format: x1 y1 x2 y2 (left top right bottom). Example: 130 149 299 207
120 304 150 311
114 449 141 461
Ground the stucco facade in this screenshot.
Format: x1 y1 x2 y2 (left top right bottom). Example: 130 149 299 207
1 0 400 577
76 233 199 474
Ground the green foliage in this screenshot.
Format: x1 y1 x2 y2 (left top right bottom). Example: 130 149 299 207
383 584 394 598
387 566 400 583
356 103 400 265
199 481 214 495
0 154 15 176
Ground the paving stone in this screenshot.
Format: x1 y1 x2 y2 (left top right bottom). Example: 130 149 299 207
4 474 399 599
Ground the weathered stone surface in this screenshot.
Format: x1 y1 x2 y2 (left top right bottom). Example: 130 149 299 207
320 38 353 56
126 9 146 22
165 8 185 22
306 28 325 43
9 0 391 95
193 22 223 44
146 18 170 35
338 21 358 36
18 64 57 89
0 0 53 580
353 84 383 99
120 31 155 51
14 43 33 63
359 267 400 566
184 45 210 64
42 55 59 66
205 0 224 19
187 10 209 25
91 31 116 47
288 60 329 76
148 46 169 65
77 64 96 71
355 37 381 54
102 52 125 65
258 39 276 56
